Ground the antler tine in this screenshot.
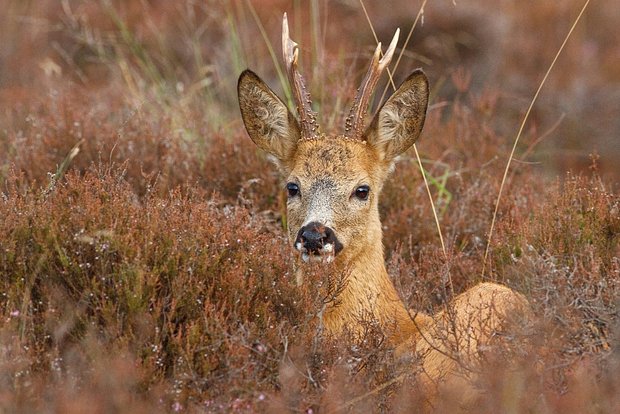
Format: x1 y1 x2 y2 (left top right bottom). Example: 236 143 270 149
282 13 319 137
345 28 400 140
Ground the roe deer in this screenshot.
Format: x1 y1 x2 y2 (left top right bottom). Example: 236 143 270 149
238 14 529 406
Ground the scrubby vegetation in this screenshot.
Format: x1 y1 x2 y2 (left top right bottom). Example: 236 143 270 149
0 1 618 412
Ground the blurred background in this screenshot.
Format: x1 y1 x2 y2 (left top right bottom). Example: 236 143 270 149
0 0 618 183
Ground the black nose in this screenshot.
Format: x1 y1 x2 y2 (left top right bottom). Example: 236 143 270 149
296 222 340 254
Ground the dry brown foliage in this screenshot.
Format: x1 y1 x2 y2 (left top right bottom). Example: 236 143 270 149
0 0 618 412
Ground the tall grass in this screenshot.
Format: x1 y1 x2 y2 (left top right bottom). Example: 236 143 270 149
482 0 592 279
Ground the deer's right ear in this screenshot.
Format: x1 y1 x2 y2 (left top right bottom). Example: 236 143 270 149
238 70 301 166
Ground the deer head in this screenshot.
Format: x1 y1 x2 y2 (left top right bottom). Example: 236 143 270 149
238 14 429 269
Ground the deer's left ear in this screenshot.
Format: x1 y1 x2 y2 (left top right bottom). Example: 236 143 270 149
364 69 429 162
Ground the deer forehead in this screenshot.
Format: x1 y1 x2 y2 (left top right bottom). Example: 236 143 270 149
289 137 384 183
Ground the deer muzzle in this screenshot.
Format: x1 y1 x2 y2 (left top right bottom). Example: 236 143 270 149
294 221 343 263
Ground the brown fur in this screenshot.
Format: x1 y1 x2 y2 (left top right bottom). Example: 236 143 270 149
238 67 529 407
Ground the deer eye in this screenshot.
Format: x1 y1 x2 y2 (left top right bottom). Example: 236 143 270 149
353 185 370 201
286 182 300 198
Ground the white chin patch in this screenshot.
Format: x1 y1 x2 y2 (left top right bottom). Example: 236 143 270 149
299 243 335 264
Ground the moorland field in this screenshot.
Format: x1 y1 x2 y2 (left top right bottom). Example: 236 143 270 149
0 0 619 412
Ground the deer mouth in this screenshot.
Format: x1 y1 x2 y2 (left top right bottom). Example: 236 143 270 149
295 240 336 263
294 222 343 264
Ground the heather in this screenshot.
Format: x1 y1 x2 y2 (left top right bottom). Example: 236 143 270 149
1 1 619 412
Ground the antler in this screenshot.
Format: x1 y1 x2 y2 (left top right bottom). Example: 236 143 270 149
344 29 400 140
282 13 319 138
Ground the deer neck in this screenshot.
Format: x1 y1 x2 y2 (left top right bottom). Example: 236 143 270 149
319 238 419 345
